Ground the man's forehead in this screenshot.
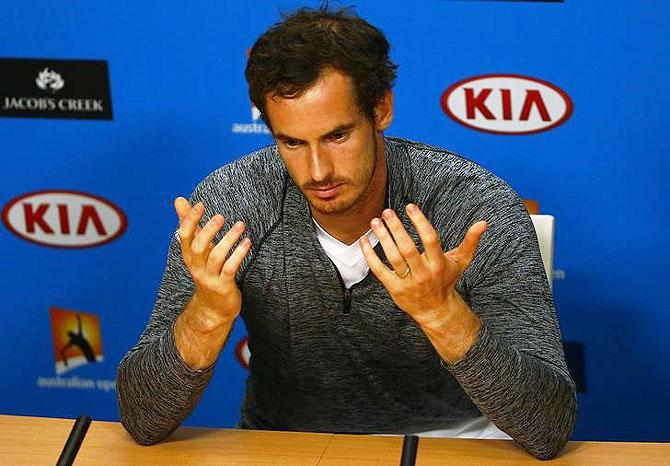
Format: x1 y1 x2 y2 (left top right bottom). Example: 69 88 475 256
264 71 363 138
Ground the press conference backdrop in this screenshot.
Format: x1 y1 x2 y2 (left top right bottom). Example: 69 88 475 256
1 0 668 442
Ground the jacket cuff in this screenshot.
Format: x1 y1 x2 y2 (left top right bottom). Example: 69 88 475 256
159 321 215 383
441 322 504 382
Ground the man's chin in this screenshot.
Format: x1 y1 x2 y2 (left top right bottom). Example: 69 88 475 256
307 196 354 216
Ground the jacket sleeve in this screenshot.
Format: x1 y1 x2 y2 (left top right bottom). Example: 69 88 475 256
116 148 285 445
444 192 577 460
116 230 216 445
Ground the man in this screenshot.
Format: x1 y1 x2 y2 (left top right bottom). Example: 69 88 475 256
117 7 576 460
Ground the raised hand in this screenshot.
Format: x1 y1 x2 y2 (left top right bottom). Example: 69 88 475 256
174 196 251 328
360 203 487 332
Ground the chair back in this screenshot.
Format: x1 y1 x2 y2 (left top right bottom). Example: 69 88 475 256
530 214 555 290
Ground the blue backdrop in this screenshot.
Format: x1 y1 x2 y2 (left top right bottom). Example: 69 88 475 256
1 0 668 442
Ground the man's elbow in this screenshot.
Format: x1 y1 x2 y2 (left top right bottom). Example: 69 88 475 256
116 365 171 446
524 392 577 460
120 415 172 446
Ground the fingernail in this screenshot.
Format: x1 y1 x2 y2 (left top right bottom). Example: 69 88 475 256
382 209 393 219
406 204 416 213
243 237 251 246
235 221 244 230
371 218 381 227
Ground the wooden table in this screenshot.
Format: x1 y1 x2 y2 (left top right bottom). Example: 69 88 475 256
1 414 668 465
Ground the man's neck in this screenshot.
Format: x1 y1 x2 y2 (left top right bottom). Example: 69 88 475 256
312 139 387 245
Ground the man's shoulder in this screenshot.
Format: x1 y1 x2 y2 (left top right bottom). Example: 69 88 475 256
191 145 287 205
198 144 285 188
386 136 513 198
387 136 530 237
186 146 288 227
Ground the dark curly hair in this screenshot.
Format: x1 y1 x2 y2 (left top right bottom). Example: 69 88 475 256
245 6 398 128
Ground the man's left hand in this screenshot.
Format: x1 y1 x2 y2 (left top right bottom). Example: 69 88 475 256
360 204 488 362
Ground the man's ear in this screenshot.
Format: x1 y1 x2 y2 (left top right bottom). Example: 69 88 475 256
374 90 394 131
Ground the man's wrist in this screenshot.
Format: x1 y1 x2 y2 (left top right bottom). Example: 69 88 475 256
186 292 237 334
174 294 236 370
419 290 481 365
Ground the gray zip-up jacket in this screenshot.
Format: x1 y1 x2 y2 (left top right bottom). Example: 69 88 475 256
117 137 576 460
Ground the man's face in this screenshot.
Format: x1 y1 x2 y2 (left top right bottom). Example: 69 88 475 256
264 68 391 216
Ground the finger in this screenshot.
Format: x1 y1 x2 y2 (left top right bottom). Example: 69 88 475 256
360 235 395 286
191 214 225 270
220 237 252 281
177 202 205 261
405 203 443 264
174 197 191 223
370 217 409 274
452 221 488 266
380 209 424 272
206 221 245 276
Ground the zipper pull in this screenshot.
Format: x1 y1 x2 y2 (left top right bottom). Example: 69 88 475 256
343 287 352 314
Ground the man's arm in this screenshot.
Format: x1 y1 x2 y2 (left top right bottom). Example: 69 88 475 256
361 203 576 460
116 198 250 445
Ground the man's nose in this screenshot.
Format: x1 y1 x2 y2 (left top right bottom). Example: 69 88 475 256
308 145 333 182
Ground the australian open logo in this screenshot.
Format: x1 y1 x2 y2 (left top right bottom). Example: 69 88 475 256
35 68 65 93
49 308 104 374
231 103 271 135
36 307 116 392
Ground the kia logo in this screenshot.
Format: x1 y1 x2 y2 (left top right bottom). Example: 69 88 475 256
236 336 250 369
2 190 127 248
441 74 573 135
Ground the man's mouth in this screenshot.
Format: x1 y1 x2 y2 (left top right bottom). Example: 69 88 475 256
309 184 343 199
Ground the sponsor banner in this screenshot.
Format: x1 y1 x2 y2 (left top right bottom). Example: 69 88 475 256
50 308 104 375
441 74 572 135
440 1 563 3
231 104 271 135
35 307 115 392
0 58 112 120
36 376 116 392
523 199 540 215
236 336 250 369
2 190 127 248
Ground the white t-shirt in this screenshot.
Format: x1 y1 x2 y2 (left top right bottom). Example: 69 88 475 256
312 218 379 288
313 218 510 440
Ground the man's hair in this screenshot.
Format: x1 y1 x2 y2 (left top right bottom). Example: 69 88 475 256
245 6 398 127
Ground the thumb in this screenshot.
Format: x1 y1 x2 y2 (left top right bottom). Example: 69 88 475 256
451 220 488 266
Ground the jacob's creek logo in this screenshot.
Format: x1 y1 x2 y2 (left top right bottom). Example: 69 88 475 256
35 68 65 92
0 58 112 120
2 190 127 248
36 308 115 392
441 74 572 135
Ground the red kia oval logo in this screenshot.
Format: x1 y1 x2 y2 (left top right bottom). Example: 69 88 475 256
440 74 573 135
236 336 250 369
2 190 127 248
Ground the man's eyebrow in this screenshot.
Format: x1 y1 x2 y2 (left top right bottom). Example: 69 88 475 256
273 132 301 142
274 123 356 142
322 123 356 138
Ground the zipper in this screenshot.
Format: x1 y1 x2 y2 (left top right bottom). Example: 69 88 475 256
343 286 352 314
336 269 366 315
324 251 369 315
332 265 351 314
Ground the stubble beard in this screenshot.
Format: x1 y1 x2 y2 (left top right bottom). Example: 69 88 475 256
304 132 379 217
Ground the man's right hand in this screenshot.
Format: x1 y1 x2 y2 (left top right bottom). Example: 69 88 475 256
173 196 251 369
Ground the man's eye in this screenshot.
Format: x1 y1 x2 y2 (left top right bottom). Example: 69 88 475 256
330 132 348 142
284 140 301 148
